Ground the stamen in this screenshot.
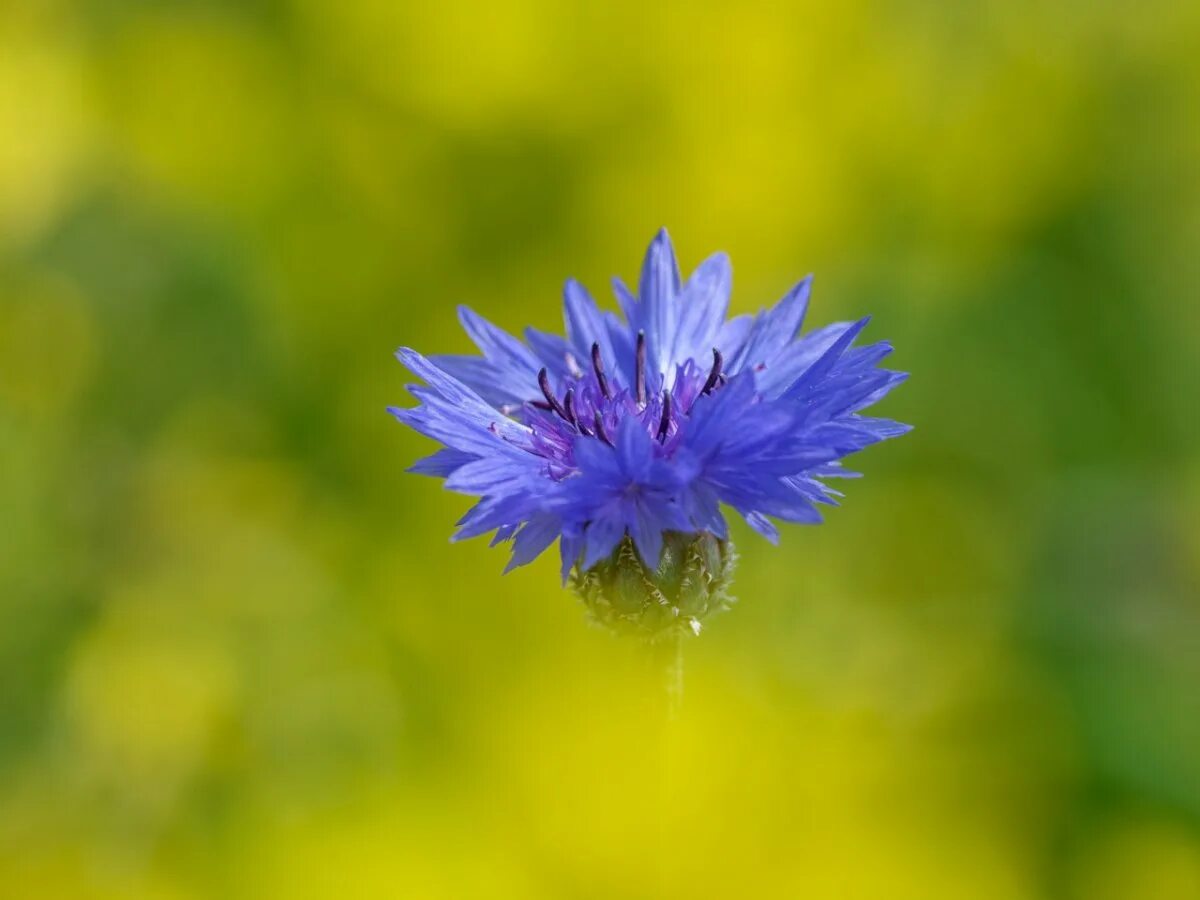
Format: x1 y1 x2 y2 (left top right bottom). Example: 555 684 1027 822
563 389 579 427
701 348 723 395
635 331 647 406
530 400 554 412
577 414 592 437
591 342 610 399
593 412 614 447
537 368 570 421
657 390 673 442
565 352 583 378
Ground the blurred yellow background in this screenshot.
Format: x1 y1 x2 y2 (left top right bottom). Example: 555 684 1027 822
2 1 1199 897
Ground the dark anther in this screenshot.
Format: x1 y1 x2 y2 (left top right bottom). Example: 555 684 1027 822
537 368 569 421
591 342 610 399
563 389 579 427
701 348 723 395
530 400 554 412
657 390 673 442
634 331 647 406
577 414 592 437
593 412 614 447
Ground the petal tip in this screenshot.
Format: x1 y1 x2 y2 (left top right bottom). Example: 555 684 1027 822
395 346 423 369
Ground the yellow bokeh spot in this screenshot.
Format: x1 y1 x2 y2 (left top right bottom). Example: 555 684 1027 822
64 595 236 784
0 7 87 246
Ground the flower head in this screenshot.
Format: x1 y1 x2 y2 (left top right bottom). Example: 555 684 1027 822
391 230 910 594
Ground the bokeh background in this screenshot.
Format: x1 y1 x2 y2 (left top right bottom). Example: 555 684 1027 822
2 1 1199 897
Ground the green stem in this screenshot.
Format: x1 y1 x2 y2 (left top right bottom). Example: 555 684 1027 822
651 631 683 895
660 629 684 719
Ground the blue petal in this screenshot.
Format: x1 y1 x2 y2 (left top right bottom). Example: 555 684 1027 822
628 502 664 569
604 310 638 388
444 456 543 495
563 279 617 366
680 372 758 458
848 415 913 439
742 511 780 544
408 447 478 477
491 524 519 546
570 433 622 482
716 314 755 362
810 462 862 479
560 525 585 583
395 347 530 443
780 317 870 400
816 370 909 420
523 326 577 379
728 277 812 372
457 305 540 379
504 514 561 572
611 276 639 331
388 402 503 457
616 415 655 481
583 513 626 570
681 482 729 539
637 228 681 375
670 251 732 373
428 354 525 407
752 320 857 398
454 494 542 541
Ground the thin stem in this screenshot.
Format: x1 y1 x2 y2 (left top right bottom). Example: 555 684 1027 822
658 630 684 720
650 630 684 894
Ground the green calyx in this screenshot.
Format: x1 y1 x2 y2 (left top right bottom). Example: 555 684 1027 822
570 531 737 641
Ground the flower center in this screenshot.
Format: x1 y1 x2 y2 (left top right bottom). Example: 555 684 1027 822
531 335 726 448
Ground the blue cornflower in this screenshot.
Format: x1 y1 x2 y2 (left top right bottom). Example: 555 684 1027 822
391 230 909 596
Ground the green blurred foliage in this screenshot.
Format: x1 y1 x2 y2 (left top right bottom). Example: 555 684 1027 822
1 0 1198 897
